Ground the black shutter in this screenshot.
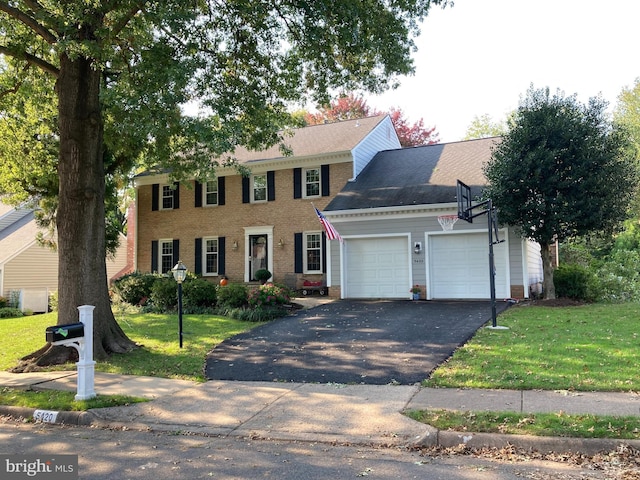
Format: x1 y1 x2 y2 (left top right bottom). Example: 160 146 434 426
321 232 327 273
173 182 180 209
218 237 226 275
172 239 180 267
218 177 226 205
195 181 202 208
293 168 302 199
267 171 275 201
151 240 158 272
242 177 250 203
321 165 330 197
294 233 303 273
194 238 202 274
152 184 159 211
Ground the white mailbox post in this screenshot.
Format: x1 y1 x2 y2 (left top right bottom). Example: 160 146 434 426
45 305 96 401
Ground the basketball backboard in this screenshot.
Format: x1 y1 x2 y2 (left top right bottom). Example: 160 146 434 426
456 180 472 223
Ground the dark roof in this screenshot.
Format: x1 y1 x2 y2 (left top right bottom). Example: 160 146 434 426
325 137 500 211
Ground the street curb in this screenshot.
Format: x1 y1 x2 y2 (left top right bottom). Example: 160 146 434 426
412 428 640 456
2 405 639 455
0 405 96 426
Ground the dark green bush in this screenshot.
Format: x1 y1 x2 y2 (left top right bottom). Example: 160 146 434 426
182 277 217 312
150 276 178 312
0 296 7 308
554 264 596 301
254 269 272 284
217 283 248 308
0 307 23 319
112 272 158 305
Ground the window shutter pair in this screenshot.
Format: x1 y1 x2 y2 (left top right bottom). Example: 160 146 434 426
150 239 180 273
194 178 226 207
294 232 327 273
151 183 180 210
242 171 275 203
293 165 330 199
193 237 226 275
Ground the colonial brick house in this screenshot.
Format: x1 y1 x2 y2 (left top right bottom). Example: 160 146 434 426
133 115 400 291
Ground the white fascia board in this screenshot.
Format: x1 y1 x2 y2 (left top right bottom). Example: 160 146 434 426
323 203 459 222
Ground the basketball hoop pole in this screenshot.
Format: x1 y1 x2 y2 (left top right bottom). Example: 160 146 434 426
457 180 507 330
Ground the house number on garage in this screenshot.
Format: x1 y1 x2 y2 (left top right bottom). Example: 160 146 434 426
413 258 424 263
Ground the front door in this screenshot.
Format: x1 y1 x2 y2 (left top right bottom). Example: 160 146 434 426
249 235 268 281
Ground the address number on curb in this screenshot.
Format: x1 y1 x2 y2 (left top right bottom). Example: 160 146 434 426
33 409 59 423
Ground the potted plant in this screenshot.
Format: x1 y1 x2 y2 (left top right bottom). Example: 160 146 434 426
410 285 421 300
255 269 272 285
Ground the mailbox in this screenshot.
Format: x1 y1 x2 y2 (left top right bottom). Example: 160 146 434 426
46 323 85 344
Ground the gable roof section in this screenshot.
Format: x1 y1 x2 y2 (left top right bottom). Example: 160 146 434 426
231 115 389 164
0 208 39 264
325 137 500 211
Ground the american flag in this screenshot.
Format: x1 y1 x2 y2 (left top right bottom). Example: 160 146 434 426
314 206 343 243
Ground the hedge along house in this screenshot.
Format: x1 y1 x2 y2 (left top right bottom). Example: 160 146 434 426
133 115 401 291
322 137 544 300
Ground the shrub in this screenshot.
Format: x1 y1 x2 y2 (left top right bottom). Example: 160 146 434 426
592 249 640 303
254 269 272 284
0 308 23 319
48 291 58 312
0 296 7 308
248 283 290 307
112 272 158 305
150 276 178 312
220 305 288 322
554 264 596 301
217 283 248 308
182 277 217 313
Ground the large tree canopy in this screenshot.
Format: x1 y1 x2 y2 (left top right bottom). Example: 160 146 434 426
484 86 637 299
0 0 449 367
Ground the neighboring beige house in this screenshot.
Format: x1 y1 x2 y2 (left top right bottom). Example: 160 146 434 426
0 202 129 312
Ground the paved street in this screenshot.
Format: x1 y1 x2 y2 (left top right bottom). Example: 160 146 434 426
0 420 628 479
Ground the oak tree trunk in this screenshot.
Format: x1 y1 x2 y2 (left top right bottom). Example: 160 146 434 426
12 54 137 372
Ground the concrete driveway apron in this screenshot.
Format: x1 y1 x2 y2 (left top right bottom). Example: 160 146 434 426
205 300 507 385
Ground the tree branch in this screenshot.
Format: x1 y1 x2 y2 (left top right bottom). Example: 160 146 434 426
0 1 57 44
0 45 59 77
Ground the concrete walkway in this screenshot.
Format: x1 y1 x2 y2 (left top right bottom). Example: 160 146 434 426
1 370 639 455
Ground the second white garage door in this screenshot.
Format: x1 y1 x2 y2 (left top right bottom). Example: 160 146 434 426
428 232 509 299
345 237 410 298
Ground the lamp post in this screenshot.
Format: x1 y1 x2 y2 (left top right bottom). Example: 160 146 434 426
171 260 187 348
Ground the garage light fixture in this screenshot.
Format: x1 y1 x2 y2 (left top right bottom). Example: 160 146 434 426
414 242 422 254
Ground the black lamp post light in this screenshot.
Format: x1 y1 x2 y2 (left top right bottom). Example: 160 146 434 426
171 260 187 348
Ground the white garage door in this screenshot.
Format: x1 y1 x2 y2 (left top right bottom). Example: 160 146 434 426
345 237 410 298
429 233 508 299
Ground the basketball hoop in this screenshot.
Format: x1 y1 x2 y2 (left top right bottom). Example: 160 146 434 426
437 215 459 231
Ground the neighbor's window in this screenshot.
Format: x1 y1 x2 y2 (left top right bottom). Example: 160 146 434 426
204 237 218 275
159 239 173 274
304 168 320 197
204 180 218 206
305 232 322 273
161 185 174 209
252 174 267 202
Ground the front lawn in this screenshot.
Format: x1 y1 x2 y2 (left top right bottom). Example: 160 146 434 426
426 302 640 392
0 312 263 382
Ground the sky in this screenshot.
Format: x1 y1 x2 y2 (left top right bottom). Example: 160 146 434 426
368 0 640 143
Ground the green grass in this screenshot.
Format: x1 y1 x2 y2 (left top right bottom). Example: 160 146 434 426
0 311 263 381
406 409 640 440
0 387 147 411
426 303 640 392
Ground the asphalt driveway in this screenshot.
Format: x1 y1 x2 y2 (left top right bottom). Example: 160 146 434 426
205 300 508 385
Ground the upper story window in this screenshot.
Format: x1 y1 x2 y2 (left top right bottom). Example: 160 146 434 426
161 185 174 210
304 232 322 273
205 180 218 206
203 237 219 275
304 168 320 198
252 174 267 202
159 239 174 273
